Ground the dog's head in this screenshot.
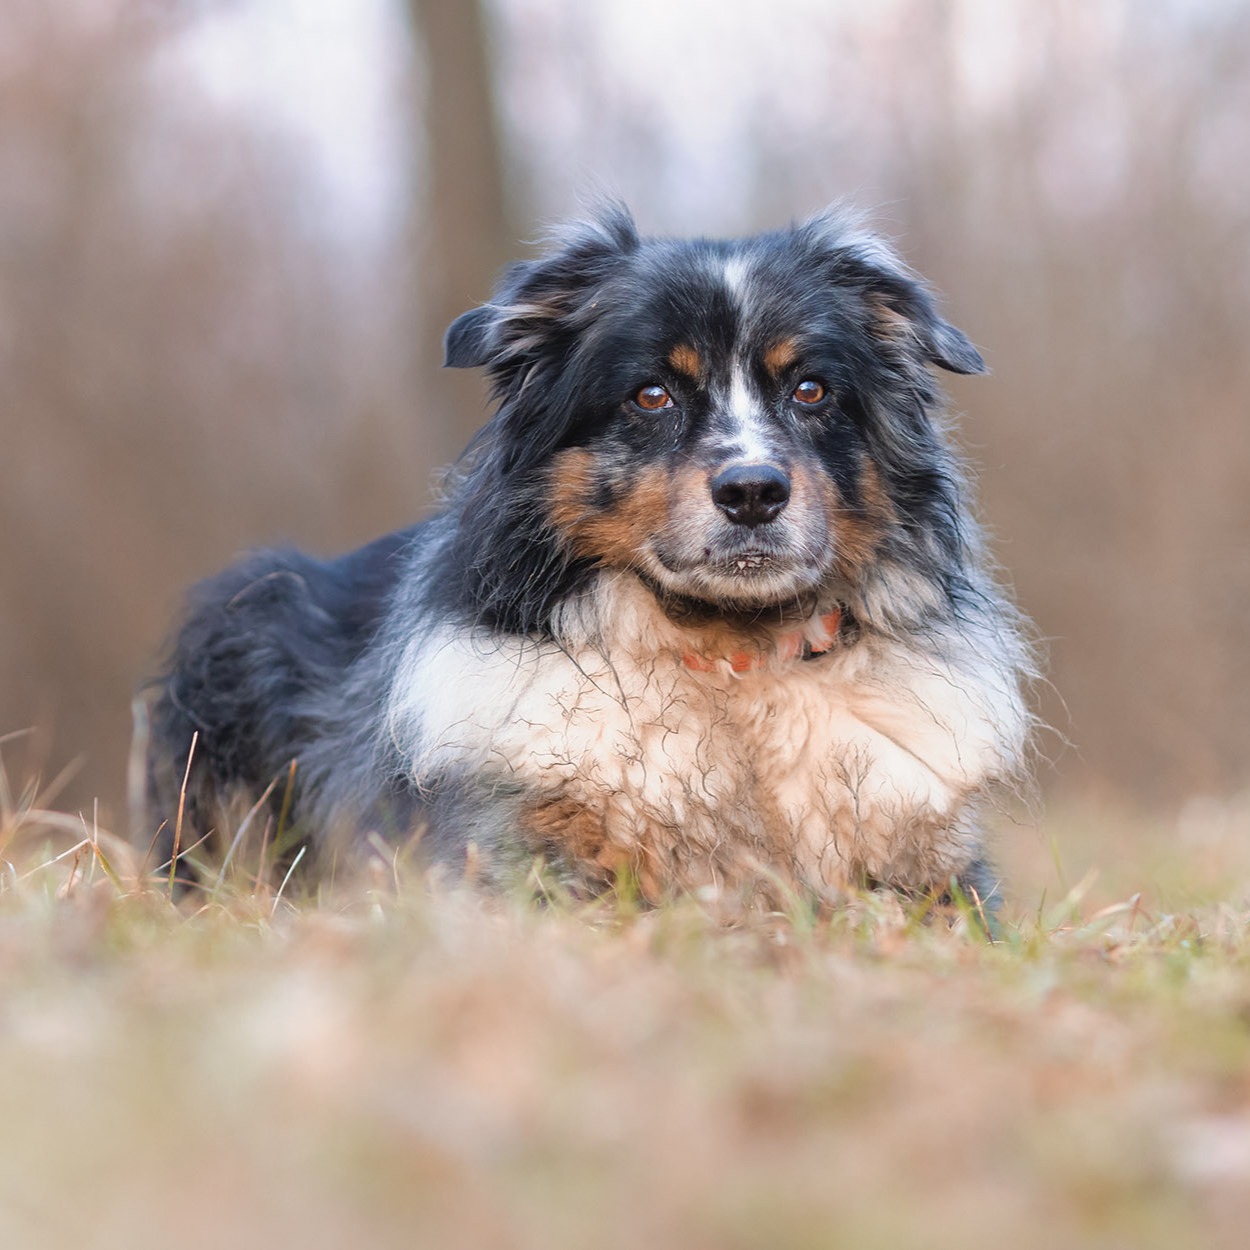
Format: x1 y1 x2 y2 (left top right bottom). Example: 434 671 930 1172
444 205 985 630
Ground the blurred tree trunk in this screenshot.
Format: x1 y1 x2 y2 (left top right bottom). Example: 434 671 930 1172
405 0 514 467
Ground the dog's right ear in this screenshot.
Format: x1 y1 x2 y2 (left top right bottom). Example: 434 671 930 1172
444 306 496 369
442 204 640 374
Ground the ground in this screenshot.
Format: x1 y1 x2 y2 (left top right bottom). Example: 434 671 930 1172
3 767 1250 1250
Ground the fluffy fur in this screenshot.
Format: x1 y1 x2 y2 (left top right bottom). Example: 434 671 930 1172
145 206 1032 908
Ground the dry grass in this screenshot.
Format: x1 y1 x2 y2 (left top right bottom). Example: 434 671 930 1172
4 769 1250 1250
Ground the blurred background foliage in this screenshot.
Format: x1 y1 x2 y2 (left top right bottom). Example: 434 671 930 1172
1 0 1248 822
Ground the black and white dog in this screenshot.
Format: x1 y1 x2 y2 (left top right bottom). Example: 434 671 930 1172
146 206 1031 907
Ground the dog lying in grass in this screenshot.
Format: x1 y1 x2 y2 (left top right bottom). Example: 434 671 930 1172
146 206 1032 911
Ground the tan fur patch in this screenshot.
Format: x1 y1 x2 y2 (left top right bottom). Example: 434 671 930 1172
521 795 661 900
546 447 597 529
806 458 896 582
763 338 799 376
548 449 671 568
668 343 704 382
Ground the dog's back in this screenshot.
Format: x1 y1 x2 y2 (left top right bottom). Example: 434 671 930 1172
145 527 418 878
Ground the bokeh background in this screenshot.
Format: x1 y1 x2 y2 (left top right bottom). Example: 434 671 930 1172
2 0 1248 830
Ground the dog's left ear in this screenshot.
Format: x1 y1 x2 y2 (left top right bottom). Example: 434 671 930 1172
807 215 987 376
923 318 987 376
869 269 987 376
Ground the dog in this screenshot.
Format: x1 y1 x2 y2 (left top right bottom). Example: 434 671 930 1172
145 205 1032 910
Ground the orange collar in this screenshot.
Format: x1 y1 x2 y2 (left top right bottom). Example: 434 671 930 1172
681 608 843 674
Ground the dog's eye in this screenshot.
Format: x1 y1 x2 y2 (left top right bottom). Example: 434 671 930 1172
634 385 674 411
792 379 827 406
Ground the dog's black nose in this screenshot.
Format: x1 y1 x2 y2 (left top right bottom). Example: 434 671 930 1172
710 463 791 526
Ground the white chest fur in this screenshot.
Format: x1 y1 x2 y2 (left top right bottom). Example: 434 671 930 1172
388 579 1026 898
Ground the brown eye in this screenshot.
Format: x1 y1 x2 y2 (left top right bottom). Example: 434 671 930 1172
635 385 674 411
792 379 826 405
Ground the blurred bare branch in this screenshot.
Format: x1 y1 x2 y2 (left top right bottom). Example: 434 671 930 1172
405 0 513 462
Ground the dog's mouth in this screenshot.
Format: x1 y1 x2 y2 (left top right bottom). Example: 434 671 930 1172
716 550 774 575
656 544 791 578
646 540 825 608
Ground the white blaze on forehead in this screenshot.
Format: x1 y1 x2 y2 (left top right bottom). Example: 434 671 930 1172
722 363 775 463
721 253 751 305
716 251 777 462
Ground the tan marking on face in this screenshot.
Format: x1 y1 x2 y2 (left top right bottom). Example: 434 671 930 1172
668 343 704 382
548 448 672 568
858 459 899 523
763 338 799 377
547 447 596 523
810 457 896 582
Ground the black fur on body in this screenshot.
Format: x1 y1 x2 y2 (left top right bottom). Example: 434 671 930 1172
145 206 1031 908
